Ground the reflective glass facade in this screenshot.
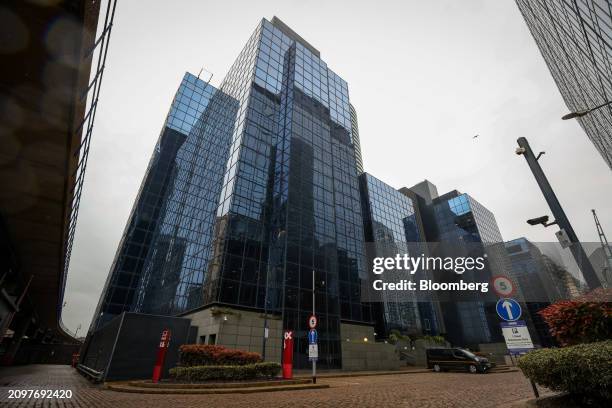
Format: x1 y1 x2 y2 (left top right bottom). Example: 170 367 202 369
360 173 423 337
92 73 228 330
349 103 364 174
93 18 384 368
138 19 371 367
425 191 507 346
516 0 612 169
505 238 558 347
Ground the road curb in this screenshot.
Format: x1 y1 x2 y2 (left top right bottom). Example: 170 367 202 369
105 382 329 395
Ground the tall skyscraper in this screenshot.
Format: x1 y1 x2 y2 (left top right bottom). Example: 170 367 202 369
516 0 612 170
91 17 373 369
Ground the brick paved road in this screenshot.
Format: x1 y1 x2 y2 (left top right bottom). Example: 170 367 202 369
0 365 542 407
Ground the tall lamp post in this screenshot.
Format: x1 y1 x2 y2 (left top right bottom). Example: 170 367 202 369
561 100 612 120
516 137 601 290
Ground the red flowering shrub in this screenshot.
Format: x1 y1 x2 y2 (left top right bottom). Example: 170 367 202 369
178 344 262 367
538 288 611 346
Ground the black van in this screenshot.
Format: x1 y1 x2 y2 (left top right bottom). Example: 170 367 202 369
426 348 493 373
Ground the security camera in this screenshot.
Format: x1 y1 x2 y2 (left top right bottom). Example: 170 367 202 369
515 147 526 155
526 215 550 226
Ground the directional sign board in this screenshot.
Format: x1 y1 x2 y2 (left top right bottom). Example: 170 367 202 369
496 298 522 322
500 320 534 355
308 329 318 344
308 344 318 361
492 275 515 297
308 315 318 329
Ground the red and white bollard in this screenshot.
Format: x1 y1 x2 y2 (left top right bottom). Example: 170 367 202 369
282 330 294 379
152 329 171 383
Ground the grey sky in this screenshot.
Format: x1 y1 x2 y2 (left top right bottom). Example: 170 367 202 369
62 0 612 333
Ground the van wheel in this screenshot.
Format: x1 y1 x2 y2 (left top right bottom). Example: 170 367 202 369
468 364 478 374
433 364 441 372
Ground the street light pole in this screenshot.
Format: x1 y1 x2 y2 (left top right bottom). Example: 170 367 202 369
561 100 612 120
516 137 601 290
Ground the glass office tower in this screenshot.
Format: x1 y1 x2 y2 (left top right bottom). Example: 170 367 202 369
93 17 375 368
414 189 508 347
359 173 424 338
197 17 369 369
91 17 370 367
90 72 237 331
516 0 612 170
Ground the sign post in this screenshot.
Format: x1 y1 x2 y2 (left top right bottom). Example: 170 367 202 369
500 320 534 355
152 329 171 383
282 330 294 379
494 293 536 396
310 269 318 384
495 298 522 322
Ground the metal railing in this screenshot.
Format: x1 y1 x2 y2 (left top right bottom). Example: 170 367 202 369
77 363 104 383
59 0 118 324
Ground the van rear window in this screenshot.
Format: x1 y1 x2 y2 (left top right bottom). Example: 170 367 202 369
428 349 452 358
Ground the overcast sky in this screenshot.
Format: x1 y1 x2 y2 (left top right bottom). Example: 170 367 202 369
62 0 612 333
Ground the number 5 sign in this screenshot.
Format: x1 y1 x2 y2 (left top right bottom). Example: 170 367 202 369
308 315 318 329
492 275 515 297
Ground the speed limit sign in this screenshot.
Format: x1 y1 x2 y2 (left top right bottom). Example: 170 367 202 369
308 315 318 329
492 275 515 297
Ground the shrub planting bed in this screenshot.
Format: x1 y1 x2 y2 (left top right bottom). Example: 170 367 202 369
178 344 262 366
168 344 280 382
169 362 281 382
517 340 612 405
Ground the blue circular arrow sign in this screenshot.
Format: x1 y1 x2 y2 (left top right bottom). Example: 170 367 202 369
308 329 318 344
496 298 521 322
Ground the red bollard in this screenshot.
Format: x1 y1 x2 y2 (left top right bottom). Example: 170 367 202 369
71 353 79 368
152 329 171 383
282 330 294 379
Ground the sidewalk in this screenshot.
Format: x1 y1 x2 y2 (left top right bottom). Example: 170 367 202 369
292 367 430 379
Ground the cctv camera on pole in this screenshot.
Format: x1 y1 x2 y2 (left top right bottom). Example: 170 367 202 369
526 215 555 227
516 137 601 290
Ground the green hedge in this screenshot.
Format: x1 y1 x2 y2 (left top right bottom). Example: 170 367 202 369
178 344 262 367
517 341 612 403
169 362 281 382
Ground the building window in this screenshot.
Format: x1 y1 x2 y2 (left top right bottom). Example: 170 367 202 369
208 334 217 345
